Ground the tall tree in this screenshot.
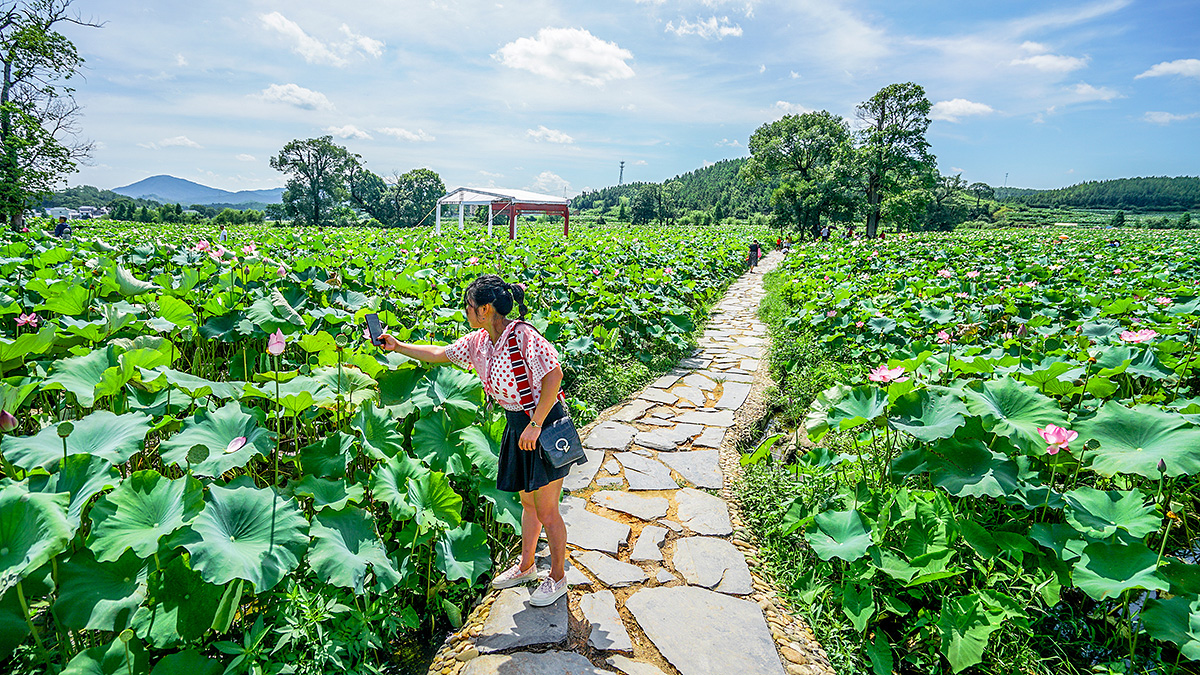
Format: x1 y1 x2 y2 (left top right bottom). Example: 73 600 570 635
1 0 99 231
630 183 659 225
269 136 356 227
741 111 852 237
390 167 443 227
855 82 934 238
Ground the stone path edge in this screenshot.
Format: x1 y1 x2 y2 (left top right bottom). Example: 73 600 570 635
425 253 835 675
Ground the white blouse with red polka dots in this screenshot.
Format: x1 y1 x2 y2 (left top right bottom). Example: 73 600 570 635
445 322 562 411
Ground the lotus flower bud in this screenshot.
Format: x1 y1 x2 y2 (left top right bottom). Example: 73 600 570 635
1159 458 1168 474
0 410 17 432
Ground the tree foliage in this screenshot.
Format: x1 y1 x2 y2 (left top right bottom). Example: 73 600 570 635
856 82 935 238
270 136 357 228
0 0 99 231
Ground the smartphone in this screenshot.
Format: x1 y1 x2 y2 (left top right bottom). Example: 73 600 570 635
365 313 384 346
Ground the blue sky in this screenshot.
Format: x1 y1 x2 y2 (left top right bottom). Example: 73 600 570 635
63 0 1199 196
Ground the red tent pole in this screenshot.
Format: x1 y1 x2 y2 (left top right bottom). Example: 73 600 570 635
509 209 516 240
563 207 569 237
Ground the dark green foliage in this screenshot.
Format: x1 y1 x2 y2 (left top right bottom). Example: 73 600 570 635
1009 176 1200 211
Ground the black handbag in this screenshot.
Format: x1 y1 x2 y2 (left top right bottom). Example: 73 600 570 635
536 412 585 469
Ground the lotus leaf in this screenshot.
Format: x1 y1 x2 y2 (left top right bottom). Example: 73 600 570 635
410 366 483 427
138 367 244 400
352 401 404 459
54 547 149 631
888 389 968 441
370 452 425 520
150 650 222 675
288 475 365 511
297 432 354 479
1072 541 1167 600
962 378 1067 453
927 436 1020 499
407 470 463 534
28 454 119 535
434 522 492 585
88 470 204 561
1075 402 1200 478
1141 597 1200 660
176 482 309 591
60 633 149 675
308 506 402 592
806 509 871 562
160 402 275 477
0 485 70 593
414 412 470 475
827 386 887 431
3 409 152 471
937 594 1005 674
130 555 223 647
1064 486 1160 539
458 425 500 481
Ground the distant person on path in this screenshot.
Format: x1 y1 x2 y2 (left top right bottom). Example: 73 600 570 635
749 240 761 269
820 225 830 241
378 275 574 607
53 216 70 238
219 223 228 243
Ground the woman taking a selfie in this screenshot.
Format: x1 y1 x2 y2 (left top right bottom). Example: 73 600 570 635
377 275 573 607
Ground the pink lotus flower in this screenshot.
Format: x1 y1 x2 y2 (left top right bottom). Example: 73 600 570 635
1112 268 1123 275
664 267 674 275
0 410 17 433
955 292 969 298
15 313 38 328
1120 329 1158 343
592 269 601 276
195 239 210 252
1155 297 1172 306
276 266 286 277
1037 424 1077 456
225 436 247 454
966 270 980 279
826 310 837 318
466 257 479 265
267 329 286 355
937 330 952 343
938 269 953 278
242 244 257 256
855 321 865 328
868 365 908 383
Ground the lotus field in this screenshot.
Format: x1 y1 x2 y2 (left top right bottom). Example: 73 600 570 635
0 220 766 674
762 228 1200 673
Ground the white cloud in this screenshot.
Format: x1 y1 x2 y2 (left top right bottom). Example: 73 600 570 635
260 83 334 110
789 71 800 79
633 160 648 165
931 98 995 122
139 135 202 150
1068 82 1120 101
1143 111 1199 125
773 100 813 116
494 28 634 86
325 124 372 139
665 16 743 40
526 125 575 144
378 127 435 142
259 12 384 67
1136 59 1200 79
174 53 188 67
236 154 257 162
951 167 964 173
479 170 505 178
1011 53 1089 73
758 64 766 73
528 170 571 196
716 138 741 147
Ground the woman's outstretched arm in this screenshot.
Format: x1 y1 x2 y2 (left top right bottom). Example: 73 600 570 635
379 334 450 363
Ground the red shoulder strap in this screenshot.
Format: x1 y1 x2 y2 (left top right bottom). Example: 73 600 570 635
505 321 566 415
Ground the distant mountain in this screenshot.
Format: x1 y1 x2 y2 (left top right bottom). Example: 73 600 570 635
112 175 284 206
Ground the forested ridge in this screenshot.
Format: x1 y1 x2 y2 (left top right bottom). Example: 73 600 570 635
992 176 1198 210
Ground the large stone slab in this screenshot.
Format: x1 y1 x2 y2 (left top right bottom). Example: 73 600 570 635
591 491 669 521
660 450 722 489
639 388 677 405
676 356 710 369
670 385 705 406
463 651 610 675
715 382 752 410
607 655 671 675
572 551 647 588
611 400 654 423
674 488 732 535
625 586 785 675
564 448 604 492
579 590 633 652
673 410 736 427
614 452 678 491
650 374 681 389
671 537 753 595
630 525 668 562
475 587 569 653
603 458 621 474
561 496 630 555
692 427 725 449
733 346 764 358
681 373 716 391
633 423 703 452
584 422 637 451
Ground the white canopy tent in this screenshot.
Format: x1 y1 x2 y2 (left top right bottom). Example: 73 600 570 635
436 187 571 238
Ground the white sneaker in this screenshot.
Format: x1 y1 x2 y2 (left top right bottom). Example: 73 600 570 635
491 560 538 589
529 574 569 607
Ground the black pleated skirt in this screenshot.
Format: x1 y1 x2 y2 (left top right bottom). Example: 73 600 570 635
498 401 572 493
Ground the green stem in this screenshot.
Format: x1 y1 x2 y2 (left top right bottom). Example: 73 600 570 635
1170 322 1199 401
16 581 49 668
1158 519 1174 567
1040 456 1060 521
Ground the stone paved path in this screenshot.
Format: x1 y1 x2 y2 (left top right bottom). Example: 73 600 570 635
429 253 834 675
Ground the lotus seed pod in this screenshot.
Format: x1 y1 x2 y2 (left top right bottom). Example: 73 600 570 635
335 333 349 348
188 444 210 465
57 421 74 438
119 628 134 643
